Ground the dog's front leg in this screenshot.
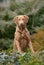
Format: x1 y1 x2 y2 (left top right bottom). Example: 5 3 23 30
26 30 35 53
28 40 35 54
15 40 23 53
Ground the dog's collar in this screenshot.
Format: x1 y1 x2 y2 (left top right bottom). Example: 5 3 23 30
17 29 27 34
17 30 22 34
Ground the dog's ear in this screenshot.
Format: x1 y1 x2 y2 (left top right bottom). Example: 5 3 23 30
13 16 18 24
24 15 29 23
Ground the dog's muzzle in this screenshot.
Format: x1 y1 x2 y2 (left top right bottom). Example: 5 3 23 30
18 23 25 30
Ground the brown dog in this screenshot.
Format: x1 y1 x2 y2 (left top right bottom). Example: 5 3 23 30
13 15 35 53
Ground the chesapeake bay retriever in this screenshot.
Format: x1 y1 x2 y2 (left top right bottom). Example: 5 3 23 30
13 15 35 53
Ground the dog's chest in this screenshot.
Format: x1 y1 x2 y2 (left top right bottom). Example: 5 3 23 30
19 31 28 49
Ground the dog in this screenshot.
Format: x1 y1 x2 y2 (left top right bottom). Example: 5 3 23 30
13 15 35 53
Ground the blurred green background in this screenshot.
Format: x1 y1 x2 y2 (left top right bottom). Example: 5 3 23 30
0 0 44 65
0 0 44 51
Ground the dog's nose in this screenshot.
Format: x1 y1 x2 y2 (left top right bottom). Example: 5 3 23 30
20 23 24 26
18 23 25 30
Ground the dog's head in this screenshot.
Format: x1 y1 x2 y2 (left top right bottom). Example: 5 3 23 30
13 15 29 30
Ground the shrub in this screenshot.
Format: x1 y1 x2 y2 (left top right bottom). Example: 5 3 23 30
0 7 5 11
2 11 13 21
0 50 44 65
0 23 15 39
0 39 13 50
